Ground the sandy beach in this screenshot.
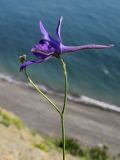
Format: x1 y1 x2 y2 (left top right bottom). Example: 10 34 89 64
0 79 120 156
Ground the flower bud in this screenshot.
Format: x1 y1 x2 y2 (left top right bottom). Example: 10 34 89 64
19 54 26 64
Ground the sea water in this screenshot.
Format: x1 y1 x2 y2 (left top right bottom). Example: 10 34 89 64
0 0 120 109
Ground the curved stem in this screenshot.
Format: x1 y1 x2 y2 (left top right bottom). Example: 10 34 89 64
59 57 68 114
22 56 68 160
24 70 61 115
59 56 68 160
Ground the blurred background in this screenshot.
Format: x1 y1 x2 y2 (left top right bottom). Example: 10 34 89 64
0 0 120 106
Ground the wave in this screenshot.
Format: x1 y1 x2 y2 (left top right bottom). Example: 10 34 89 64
0 73 16 83
0 73 120 113
70 95 120 113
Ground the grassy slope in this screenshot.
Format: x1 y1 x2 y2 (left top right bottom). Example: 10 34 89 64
0 107 113 160
0 107 79 160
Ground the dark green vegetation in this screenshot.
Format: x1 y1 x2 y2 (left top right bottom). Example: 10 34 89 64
56 137 113 160
88 147 109 160
56 137 84 156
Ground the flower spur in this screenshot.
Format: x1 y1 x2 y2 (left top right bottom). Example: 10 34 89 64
20 17 113 70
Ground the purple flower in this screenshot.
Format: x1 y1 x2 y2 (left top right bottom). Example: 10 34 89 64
20 17 113 70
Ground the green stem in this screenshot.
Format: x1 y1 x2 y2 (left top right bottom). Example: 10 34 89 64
59 57 68 114
23 55 68 160
24 70 61 115
59 56 68 160
61 114 65 160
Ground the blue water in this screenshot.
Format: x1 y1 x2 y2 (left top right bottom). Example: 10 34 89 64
0 0 120 106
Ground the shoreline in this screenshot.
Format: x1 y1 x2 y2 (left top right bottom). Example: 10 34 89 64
0 73 120 113
0 79 120 155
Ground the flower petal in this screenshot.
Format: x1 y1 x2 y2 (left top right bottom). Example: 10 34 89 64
56 16 63 42
32 49 54 58
20 55 52 71
20 61 36 71
39 22 60 51
39 21 51 40
61 44 114 53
